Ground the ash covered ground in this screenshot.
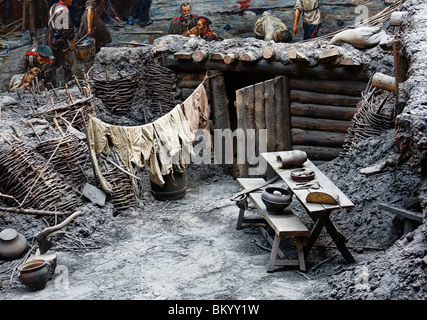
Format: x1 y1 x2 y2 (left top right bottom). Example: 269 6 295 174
0 0 426 302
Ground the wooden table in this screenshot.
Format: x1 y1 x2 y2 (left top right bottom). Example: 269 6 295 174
262 151 356 264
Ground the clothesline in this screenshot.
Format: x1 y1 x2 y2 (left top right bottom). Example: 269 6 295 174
87 81 211 196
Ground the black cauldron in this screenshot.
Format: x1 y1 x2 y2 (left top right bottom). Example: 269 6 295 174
261 187 293 214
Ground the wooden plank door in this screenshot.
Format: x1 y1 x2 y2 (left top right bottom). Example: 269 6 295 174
235 76 292 177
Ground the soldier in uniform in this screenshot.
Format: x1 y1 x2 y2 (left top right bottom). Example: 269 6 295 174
77 0 122 52
168 2 198 35
45 0 76 83
17 45 57 86
184 16 217 42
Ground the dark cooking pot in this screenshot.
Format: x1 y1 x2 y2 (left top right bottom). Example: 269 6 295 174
261 187 293 214
18 259 49 291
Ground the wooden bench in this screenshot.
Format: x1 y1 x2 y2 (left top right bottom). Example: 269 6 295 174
236 178 310 272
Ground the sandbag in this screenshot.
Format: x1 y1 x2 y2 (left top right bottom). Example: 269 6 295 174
306 190 339 205
330 26 386 49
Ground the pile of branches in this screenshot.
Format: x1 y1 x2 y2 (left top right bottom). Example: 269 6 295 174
30 96 96 133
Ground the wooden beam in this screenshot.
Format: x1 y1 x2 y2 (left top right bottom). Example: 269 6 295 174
211 52 225 61
291 90 360 107
282 76 292 151
174 52 193 60
224 53 239 65
318 49 341 63
208 70 231 130
239 51 262 62
291 128 348 147
264 80 276 151
192 50 208 63
254 82 266 131
236 87 248 177
290 79 366 97
372 72 396 93
288 50 309 63
262 47 275 60
292 116 351 133
274 77 286 151
378 203 424 223
291 103 357 121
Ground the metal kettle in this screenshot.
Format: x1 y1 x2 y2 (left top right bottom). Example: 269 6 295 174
0 228 29 260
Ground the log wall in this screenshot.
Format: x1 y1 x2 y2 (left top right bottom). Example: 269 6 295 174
289 78 366 161
232 75 368 176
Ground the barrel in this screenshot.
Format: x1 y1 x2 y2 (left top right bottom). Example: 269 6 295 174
150 171 186 201
75 37 96 63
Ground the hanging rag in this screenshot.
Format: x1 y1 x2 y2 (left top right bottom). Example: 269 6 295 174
153 104 195 177
87 116 163 193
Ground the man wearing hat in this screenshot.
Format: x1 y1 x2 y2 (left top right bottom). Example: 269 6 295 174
168 2 199 35
17 45 57 86
184 16 217 42
46 0 76 84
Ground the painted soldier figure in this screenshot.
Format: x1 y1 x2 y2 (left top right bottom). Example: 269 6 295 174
292 0 326 40
255 11 293 43
17 45 57 86
77 0 121 52
9 67 41 92
184 16 217 42
45 0 76 83
168 2 198 35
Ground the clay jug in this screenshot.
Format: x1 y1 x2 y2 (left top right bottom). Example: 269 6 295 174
277 150 307 169
0 228 29 260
